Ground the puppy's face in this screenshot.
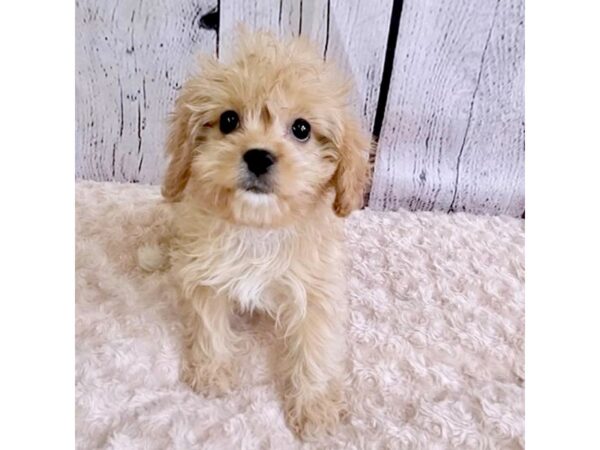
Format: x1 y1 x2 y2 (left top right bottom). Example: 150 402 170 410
162 33 370 227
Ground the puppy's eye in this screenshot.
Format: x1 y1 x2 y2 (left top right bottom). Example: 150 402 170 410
219 110 239 134
291 118 311 142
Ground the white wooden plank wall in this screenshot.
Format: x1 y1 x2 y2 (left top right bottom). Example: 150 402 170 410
75 0 525 217
75 0 217 183
449 0 524 216
368 0 524 216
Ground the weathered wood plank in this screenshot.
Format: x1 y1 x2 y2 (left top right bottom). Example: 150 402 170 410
448 0 524 216
75 0 217 183
325 0 394 131
369 0 524 217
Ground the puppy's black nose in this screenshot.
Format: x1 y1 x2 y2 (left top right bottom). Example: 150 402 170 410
243 149 276 176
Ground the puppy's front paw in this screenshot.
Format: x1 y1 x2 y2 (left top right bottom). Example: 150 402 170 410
285 386 347 440
181 359 237 397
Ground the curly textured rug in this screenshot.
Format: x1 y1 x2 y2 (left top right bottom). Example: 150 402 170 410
75 181 524 449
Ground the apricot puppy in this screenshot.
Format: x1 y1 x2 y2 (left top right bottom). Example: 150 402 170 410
162 31 370 438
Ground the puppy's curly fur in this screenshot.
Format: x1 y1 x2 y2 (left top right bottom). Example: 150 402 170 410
161 31 371 439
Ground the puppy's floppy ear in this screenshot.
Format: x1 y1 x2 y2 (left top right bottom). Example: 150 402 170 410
161 93 194 202
332 115 372 217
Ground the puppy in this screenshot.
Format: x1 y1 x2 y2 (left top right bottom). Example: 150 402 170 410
162 31 370 438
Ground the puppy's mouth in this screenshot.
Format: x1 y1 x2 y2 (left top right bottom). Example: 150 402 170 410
240 175 273 194
245 185 270 194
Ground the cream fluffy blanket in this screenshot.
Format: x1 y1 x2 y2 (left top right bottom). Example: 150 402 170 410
75 181 524 449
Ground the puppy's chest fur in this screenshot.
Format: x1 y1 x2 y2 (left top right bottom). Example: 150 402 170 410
173 210 338 313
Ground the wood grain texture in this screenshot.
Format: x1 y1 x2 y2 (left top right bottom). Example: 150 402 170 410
368 0 525 217
325 0 394 131
219 0 393 132
448 0 524 216
75 0 217 183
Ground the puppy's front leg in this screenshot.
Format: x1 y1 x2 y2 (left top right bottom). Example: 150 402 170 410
182 287 238 396
279 287 347 439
